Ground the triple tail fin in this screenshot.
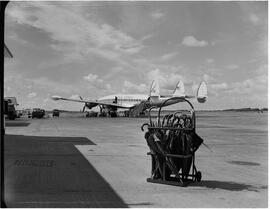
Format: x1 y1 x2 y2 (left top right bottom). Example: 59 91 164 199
149 80 160 97
172 80 185 97
149 80 160 104
197 81 207 103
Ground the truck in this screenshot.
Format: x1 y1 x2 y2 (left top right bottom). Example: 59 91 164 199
32 108 45 119
4 97 18 120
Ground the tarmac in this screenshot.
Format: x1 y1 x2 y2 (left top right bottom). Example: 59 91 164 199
3 113 268 207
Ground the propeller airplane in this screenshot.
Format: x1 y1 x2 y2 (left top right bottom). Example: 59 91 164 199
51 80 207 117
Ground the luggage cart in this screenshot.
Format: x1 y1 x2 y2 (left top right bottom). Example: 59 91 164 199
141 97 203 187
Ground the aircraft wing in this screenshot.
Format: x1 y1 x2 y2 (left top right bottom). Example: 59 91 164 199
51 95 133 109
184 95 195 99
160 94 194 99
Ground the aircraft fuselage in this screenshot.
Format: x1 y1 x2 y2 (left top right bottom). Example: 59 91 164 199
97 94 148 109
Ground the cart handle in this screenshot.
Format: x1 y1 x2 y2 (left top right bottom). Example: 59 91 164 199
148 106 158 126
157 97 195 126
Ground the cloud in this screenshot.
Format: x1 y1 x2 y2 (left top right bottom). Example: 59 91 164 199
146 69 185 90
7 2 144 64
225 64 267 96
160 52 178 61
255 64 267 75
84 74 101 83
210 83 229 91
4 73 97 110
206 59 214 64
8 31 31 46
103 66 125 80
123 81 147 93
150 10 165 19
27 92 37 98
230 74 267 94
249 13 260 25
203 74 216 83
207 70 267 97
141 34 155 41
31 77 77 94
182 36 208 47
83 73 111 90
119 44 144 54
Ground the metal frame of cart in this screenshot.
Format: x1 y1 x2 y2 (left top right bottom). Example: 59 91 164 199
141 97 202 187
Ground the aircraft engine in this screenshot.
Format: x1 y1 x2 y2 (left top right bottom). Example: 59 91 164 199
83 102 98 112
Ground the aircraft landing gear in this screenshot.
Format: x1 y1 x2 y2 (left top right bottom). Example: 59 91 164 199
99 106 106 117
109 111 117 117
99 106 117 117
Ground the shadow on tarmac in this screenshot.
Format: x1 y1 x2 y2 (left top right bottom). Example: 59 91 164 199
5 121 31 127
4 134 128 208
190 180 266 192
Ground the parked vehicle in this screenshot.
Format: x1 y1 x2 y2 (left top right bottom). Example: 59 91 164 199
16 110 23 118
24 109 32 118
4 99 16 120
32 108 45 119
52 109 60 117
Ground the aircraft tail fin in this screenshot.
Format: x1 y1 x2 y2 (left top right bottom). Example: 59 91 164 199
197 81 207 103
149 80 160 97
172 80 185 97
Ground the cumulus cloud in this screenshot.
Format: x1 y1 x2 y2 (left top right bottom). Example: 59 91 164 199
210 83 229 91
228 74 267 94
207 70 267 97
182 36 208 47
146 69 185 90
83 73 111 90
84 74 101 83
28 92 37 98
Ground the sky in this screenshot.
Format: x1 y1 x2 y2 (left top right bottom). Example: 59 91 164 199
4 1 268 111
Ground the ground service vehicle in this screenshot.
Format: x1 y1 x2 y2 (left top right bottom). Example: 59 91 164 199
24 109 32 118
4 98 17 120
32 108 45 119
52 109 60 117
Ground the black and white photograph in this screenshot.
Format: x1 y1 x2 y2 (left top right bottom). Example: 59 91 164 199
1 1 268 208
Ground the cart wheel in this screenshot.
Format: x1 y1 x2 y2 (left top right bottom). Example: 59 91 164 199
195 171 202 182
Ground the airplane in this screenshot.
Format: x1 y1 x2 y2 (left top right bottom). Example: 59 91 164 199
51 80 207 117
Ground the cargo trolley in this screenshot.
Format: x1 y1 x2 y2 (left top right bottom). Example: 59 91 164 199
141 97 204 187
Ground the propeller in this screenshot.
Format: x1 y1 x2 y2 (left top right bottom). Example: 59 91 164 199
82 105 86 112
79 96 87 112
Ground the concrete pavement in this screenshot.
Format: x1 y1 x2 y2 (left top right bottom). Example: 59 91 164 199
4 114 268 207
